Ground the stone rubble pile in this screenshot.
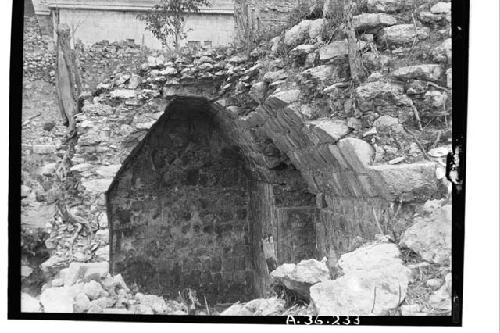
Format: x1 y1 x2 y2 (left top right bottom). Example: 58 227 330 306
23 16 56 83
400 203 452 265
76 39 149 91
23 262 189 314
223 198 451 316
270 259 331 299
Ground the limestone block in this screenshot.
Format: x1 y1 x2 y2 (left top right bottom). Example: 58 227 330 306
269 89 301 104
337 138 375 172
368 162 438 201
82 178 113 193
431 2 451 15
32 144 56 154
391 64 443 82
378 24 430 45
110 89 136 99
355 80 404 100
21 293 41 313
318 40 366 61
366 0 410 13
302 64 337 82
400 204 451 264
284 20 311 46
353 13 398 30
308 19 325 41
310 242 411 315
271 259 331 299
307 119 349 144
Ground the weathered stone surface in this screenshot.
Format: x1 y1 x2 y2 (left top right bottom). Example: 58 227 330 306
373 115 403 132
307 119 349 144
270 89 301 104
379 24 430 45
310 242 411 315
220 303 254 316
270 36 281 54
290 44 316 57
110 89 136 99
319 40 366 61
400 204 451 264
21 203 55 229
21 293 41 313
61 262 109 286
81 178 113 193
221 298 285 316
32 144 56 155
263 69 288 83
353 13 397 30
284 20 312 46
308 19 325 41
83 280 106 300
338 242 405 272
249 81 267 103
368 162 437 201
271 259 330 298
424 90 448 109
246 298 285 316
302 65 337 82
39 162 57 176
227 54 248 64
21 184 31 197
400 304 423 316
367 0 409 13
91 296 116 309
102 273 129 293
87 302 104 313
147 55 164 68
135 293 168 314
95 164 121 178
40 287 77 313
337 138 375 171
428 273 452 311
356 80 404 100
128 74 141 89
391 64 443 81
73 292 91 313
426 278 443 290
446 68 452 88
430 2 451 15
21 265 33 278
319 41 347 61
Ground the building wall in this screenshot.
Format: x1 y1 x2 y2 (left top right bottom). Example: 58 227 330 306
107 98 319 303
56 9 235 49
234 0 300 42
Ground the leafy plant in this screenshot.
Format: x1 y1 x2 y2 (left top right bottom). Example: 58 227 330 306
137 0 211 50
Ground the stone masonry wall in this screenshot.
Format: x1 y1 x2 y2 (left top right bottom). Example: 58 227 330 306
107 99 255 303
235 0 300 42
107 97 321 303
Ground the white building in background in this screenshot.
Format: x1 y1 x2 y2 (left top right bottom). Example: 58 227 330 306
31 0 236 49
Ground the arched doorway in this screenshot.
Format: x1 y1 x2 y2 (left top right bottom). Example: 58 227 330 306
106 97 318 303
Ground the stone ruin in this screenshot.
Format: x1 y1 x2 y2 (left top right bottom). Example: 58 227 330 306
106 93 439 304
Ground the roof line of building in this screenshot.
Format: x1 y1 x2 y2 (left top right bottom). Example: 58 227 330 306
39 1 234 15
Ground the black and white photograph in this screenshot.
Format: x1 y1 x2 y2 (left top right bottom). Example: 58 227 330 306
3 0 497 328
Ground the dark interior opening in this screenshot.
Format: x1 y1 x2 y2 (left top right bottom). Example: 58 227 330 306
106 97 318 304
